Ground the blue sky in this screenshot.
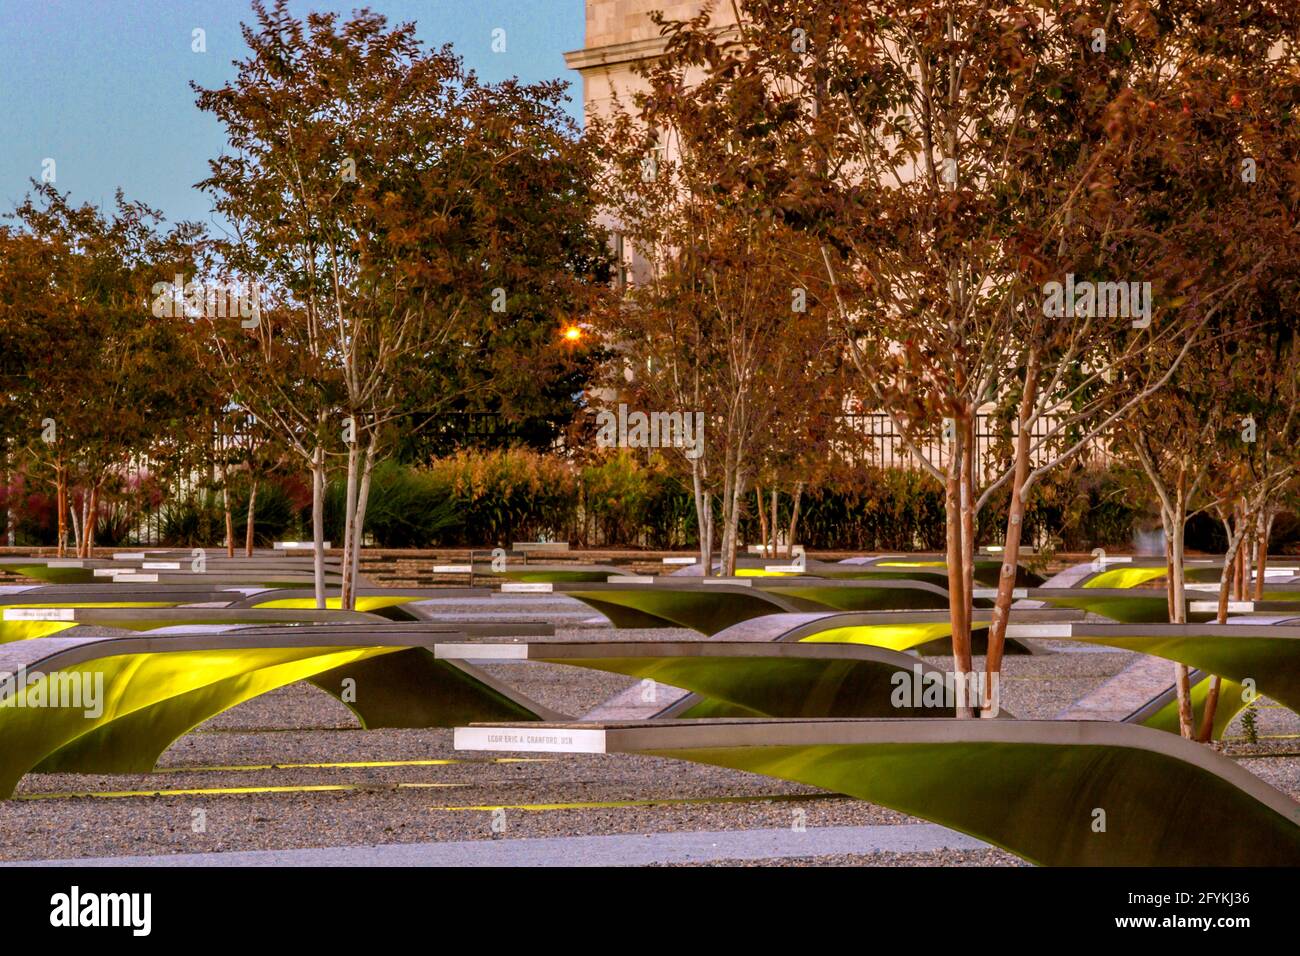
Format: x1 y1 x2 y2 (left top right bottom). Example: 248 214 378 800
0 0 585 228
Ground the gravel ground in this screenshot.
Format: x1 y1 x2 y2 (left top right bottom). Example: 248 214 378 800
2 611 1298 864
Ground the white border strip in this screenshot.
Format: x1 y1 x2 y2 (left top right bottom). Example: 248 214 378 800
3 608 76 621
1190 601 1254 613
1005 623 1075 638
434 643 529 661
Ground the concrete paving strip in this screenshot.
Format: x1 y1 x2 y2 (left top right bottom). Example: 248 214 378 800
8 823 990 867
1039 563 1101 588
1036 641 1132 654
1056 655 1172 721
584 680 690 719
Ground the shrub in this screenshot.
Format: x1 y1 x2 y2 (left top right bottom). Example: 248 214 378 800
1 473 55 546
433 448 580 545
9 447 1289 554
227 475 300 547
792 467 947 551
325 461 460 547
976 463 1149 553
639 466 697 549
581 451 655 546
326 450 580 547
158 490 225 547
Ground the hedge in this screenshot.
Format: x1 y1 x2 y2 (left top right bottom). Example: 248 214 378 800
4 449 1297 552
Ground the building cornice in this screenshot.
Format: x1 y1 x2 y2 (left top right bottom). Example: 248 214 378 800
564 24 742 74
564 36 670 73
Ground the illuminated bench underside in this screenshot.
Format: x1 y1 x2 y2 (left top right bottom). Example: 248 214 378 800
0 625 557 798
437 639 1001 720
0 606 384 644
558 581 954 634
1008 623 1300 716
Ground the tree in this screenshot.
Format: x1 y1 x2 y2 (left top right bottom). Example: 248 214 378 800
194 1 611 606
647 0 1296 715
1195 320 1300 740
1105 5 1300 737
594 93 840 574
0 184 205 557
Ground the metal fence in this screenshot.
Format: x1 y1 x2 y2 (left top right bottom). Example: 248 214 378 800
842 411 1113 478
49 408 1114 548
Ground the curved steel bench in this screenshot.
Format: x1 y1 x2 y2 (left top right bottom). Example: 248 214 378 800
0 606 386 643
433 638 1010 720
554 579 955 633
1006 622 1300 716
0 622 558 798
454 718 1300 866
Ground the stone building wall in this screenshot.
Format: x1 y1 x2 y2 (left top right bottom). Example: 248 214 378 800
564 0 736 124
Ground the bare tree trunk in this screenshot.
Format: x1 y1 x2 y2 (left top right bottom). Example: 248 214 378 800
691 463 712 574
221 465 235 558
5 444 15 547
1200 685 1224 744
85 489 94 555
754 485 768 559
1170 482 1195 738
1240 509 1253 601
311 446 326 610
340 438 360 610
959 407 976 649
1200 511 1248 742
81 488 90 557
345 438 377 609
769 487 779 559
1216 512 1242 623
944 453 972 718
1232 502 1246 601
1163 514 1175 620
719 493 733 576
719 446 736 576
244 476 258 557
983 358 1039 717
733 472 746 575
84 484 99 556
1130 444 1196 736
55 465 67 558
721 466 746 576
70 490 83 557
703 493 714 574
786 481 804 558
1254 510 1271 601
725 476 744 576
720 499 733 576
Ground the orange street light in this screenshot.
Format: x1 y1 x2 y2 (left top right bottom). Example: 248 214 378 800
562 324 584 343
